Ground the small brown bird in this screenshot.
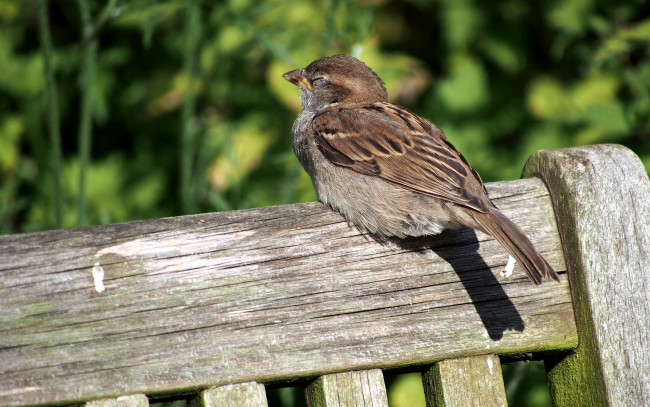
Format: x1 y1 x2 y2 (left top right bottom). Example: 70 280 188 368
283 55 559 285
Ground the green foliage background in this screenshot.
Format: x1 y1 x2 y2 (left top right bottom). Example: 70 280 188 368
1 0 649 405
1 0 649 234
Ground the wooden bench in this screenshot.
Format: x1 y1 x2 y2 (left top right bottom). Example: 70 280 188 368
1 144 648 407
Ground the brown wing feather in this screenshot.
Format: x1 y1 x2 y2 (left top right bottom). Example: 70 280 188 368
312 102 491 213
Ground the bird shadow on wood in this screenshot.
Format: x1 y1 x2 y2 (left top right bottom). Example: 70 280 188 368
383 228 525 341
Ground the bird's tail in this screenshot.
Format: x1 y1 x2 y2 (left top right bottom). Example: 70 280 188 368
473 207 560 285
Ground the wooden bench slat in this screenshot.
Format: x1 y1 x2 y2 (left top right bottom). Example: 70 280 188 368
525 144 650 406
306 369 388 407
422 355 507 407
0 178 576 406
190 382 268 407
85 394 149 407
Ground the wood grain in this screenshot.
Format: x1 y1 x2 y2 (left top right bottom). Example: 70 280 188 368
0 178 575 406
422 355 507 407
190 383 268 407
306 370 388 407
524 144 650 407
85 394 149 407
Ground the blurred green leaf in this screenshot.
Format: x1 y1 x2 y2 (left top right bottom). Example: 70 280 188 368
440 0 485 49
503 361 552 407
568 101 629 134
113 0 184 27
570 73 619 110
387 373 426 407
0 115 22 172
436 53 488 113
24 154 167 228
0 39 44 96
594 19 650 64
528 78 568 120
528 72 625 135
479 34 524 74
0 0 19 19
207 113 273 192
547 0 593 35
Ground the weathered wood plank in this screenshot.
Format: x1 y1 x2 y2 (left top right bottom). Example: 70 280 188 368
190 382 268 407
524 144 650 406
0 178 575 406
422 355 507 407
305 370 388 407
85 394 149 407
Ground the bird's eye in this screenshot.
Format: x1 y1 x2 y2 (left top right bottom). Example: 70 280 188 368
312 76 330 87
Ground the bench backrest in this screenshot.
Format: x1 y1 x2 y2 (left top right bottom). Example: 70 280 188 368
1 144 648 406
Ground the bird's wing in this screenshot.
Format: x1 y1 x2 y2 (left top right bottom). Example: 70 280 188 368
312 102 491 213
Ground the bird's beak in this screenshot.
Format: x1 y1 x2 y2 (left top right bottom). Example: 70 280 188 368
282 69 313 91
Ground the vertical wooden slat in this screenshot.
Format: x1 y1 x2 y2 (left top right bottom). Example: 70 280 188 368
306 369 388 407
85 394 149 407
524 145 650 407
422 355 507 407
190 382 268 407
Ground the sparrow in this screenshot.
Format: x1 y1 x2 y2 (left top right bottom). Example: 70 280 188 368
283 55 559 285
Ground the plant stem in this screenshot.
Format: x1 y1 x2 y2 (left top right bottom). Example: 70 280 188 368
91 0 119 38
321 0 339 56
180 0 201 214
37 0 63 228
75 0 95 226
75 0 119 226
